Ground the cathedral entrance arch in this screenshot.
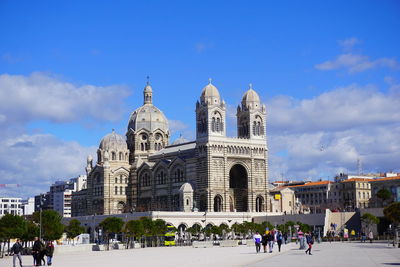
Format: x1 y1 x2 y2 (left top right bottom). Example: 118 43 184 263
229 164 248 212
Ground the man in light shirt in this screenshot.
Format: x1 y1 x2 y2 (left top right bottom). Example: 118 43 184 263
253 232 262 253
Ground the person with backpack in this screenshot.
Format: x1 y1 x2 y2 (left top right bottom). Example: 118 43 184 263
276 231 283 252
305 232 314 255
45 241 54 266
11 238 23 267
253 232 262 253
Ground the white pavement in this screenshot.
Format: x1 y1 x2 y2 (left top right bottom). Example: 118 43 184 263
1 242 399 267
249 242 400 267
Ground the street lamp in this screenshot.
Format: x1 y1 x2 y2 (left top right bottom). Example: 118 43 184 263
38 195 47 241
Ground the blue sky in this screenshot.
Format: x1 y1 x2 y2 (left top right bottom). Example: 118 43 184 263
0 1 399 198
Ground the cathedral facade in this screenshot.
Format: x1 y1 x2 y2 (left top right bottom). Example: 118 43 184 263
84 80 269 215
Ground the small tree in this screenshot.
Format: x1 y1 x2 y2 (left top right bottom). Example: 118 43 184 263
65 219 85 244
139 217 154 246
384 202 400 225
32 210 64 241
99 217 124 250
361 213 380 231
377 188 392 207
384 202 400 247
219 224 230 239
152 219 168 246
124 220 144 248
0 214 26 255
21 220 39 247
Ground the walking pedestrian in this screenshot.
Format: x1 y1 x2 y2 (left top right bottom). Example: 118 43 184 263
305 232 313 255
11 238 23 267
298 230 304 249
39 245 46 266
261 232 268 253
253 232 262 253
267 230 274 253
277 231 283 252
361 231 366 243
368 231 374 243
45 241 54 266
32 237 44 266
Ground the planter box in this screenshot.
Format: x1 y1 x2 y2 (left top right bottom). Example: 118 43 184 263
192 241 213 248
220 240 239 247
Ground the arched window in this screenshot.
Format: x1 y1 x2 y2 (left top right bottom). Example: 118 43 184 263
120 186 123 195
115 177 118 184
256 196 264 212
214 195 223 212
119 152 123 161
115 186 118 195
253 121 257 135
141 143 144 151
212 117 216 132
111 152 116 160
120 175 123 184
216 118 220 132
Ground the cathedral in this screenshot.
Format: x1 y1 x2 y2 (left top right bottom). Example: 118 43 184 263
83 80 269 215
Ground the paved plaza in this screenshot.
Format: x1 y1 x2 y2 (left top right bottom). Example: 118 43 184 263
2 242 399 267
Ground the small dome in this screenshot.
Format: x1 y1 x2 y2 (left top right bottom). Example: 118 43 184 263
200 79 220 105
144 84 152 93
242 84 261 109
99 129 128 151
171 135 189 145
179 182 193 192
128 105 169 133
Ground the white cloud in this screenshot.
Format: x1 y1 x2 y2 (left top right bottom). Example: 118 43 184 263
315 53 398 73
268 84 400 133
0 72 130 125
338 37 361 51
169 119 195 141
0 133 97 198
267 83 400 181
0 72 131 198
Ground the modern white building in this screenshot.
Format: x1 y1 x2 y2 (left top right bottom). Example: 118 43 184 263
21 197 35 215
0 197 22 216
49 175 87 217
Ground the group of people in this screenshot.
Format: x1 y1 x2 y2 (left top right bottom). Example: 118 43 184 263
253 229 284 254
10 237 54 267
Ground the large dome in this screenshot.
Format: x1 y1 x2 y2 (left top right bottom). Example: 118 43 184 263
171 135 189 145
200 79 220 105
128 104 169 133
99 129 128 151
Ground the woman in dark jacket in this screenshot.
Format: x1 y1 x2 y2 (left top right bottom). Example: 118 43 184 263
261 233 268 253
45 241 55 266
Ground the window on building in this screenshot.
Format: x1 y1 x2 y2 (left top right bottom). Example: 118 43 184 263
115 186 118 195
